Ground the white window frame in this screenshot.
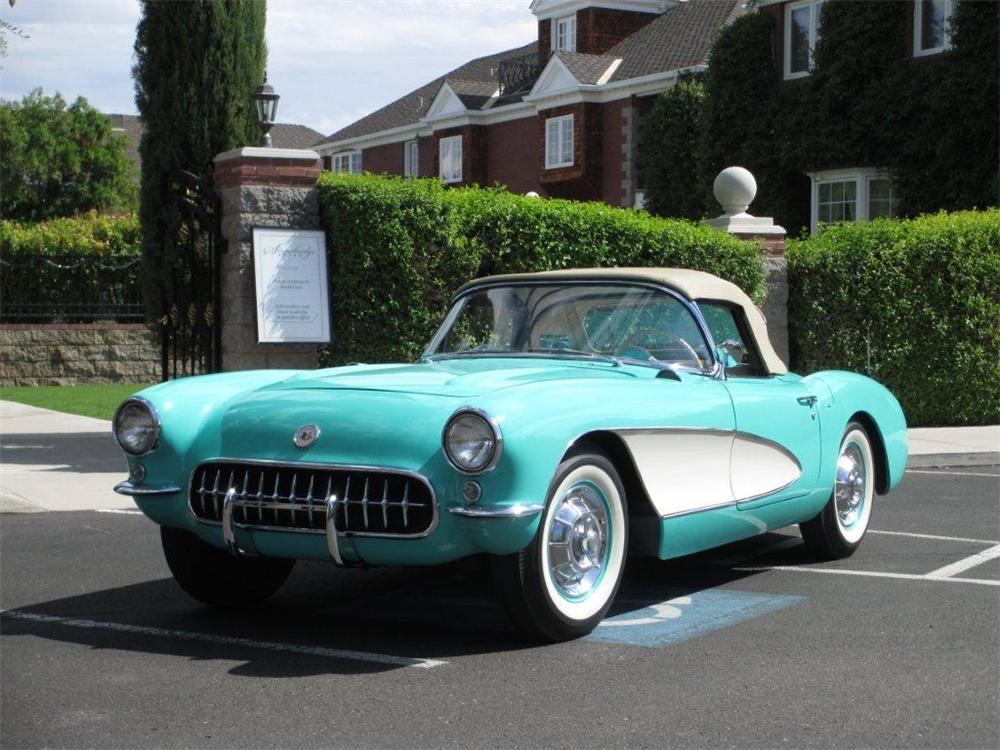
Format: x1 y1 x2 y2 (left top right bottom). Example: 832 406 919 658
808 168 896 233
404 140 419 178
544 114 575 170
784 0 824 80
333 150 362 174
439 135 463 184
552 14 577 53
913 0 954 57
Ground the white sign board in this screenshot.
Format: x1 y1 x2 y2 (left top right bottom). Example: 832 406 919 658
251 227 331 343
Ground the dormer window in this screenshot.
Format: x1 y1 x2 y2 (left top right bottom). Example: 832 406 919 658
914 0 954 56
553 14 577 52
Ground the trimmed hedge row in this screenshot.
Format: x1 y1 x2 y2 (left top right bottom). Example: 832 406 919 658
0 213 140 256
788 209 1000 427
318 173 766 365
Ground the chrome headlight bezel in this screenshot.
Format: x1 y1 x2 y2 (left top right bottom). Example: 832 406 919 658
442 408 502 475
112 397 161 456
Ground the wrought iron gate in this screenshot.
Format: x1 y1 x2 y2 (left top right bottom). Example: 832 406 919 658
160 169 223 380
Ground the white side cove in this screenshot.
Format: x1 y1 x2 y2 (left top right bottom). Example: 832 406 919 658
614 429 802 518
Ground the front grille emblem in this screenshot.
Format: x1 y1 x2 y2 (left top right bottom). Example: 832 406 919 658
293 424 320 449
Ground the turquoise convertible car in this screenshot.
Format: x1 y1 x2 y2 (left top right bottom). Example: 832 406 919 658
113 268 907 641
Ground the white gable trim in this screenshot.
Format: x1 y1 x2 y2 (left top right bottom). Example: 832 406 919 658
529 54 583 98
424 82 468 120
530 0 674 21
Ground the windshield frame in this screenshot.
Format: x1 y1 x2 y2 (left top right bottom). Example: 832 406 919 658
424 280 722 376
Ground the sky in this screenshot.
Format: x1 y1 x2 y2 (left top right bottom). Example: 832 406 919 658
0 0 537 137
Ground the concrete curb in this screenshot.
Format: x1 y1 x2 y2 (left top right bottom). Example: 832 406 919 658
0 487 46 514
907 453 1000 469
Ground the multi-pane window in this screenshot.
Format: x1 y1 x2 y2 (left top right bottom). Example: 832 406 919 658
785 0 824 79
439 135 462 183
817 180 857 224
404 140 419 178
553 15 576 53
867 177 896 219
333 151 362 174
545 115 574 169
810 169 897 232
914 0 953 56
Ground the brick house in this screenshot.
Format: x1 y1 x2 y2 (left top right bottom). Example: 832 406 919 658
314 0 743 208
756 0 967 232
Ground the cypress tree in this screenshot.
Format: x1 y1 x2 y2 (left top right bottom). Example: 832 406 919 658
132 0 266 327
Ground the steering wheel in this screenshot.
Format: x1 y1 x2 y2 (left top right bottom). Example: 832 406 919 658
621 328 705 368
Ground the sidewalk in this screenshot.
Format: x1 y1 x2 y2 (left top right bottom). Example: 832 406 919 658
0 400 997 513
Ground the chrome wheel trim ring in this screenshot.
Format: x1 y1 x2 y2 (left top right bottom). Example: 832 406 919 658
834 429 874 544
546 482 610 600
540 463 626 621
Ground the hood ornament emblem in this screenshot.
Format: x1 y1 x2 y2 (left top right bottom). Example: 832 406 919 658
293 424 320 449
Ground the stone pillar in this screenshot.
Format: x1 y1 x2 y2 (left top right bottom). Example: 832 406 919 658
213 147 323 371
705 167 790 366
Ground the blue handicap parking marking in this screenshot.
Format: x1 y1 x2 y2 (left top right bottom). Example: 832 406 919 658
586 590 806 648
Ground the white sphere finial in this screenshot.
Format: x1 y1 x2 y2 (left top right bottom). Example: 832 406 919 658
525 191 540 198
713 166 757 216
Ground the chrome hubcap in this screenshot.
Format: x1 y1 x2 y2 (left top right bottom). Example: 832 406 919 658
547 483 610 599
835 443 866 528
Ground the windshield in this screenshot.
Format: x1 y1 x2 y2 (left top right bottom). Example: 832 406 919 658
425 283 714 370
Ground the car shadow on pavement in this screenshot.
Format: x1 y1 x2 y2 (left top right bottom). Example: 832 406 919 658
0 431 121 473
0 536 795 677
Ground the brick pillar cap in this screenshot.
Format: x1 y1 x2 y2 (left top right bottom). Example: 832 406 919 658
214 146 321 163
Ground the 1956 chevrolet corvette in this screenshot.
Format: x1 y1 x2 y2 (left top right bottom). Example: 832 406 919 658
113 268 907 641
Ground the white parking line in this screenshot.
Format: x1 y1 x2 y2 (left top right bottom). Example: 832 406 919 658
0 610 448 669
868 529 999 545
925 544 1000 579
907 469 1000 478
734 565 1000 587
95 509 143 516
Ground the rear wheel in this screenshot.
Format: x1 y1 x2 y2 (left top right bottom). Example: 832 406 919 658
492 451 628 641
800 422 875 560
161 527 295 607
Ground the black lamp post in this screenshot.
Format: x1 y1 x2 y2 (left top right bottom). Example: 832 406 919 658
252 74 279 147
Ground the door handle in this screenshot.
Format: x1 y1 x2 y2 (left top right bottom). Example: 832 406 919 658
797 395 818 407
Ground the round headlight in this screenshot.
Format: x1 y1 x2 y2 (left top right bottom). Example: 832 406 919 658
113 398 159 456
443 410 501 474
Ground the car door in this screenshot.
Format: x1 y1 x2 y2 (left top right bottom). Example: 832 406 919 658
699 301 822 508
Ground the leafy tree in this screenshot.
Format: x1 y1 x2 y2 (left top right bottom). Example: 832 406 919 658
0 89 135 221
642 78 707 220
132 0 266 321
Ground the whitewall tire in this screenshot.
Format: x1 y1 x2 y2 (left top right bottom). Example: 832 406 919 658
800 422 876 559
492 450 628 641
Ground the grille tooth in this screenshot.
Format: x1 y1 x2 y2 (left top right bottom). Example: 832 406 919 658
189 462 434 537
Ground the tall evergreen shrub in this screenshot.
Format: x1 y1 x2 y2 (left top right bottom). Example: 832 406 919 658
132 0 266 321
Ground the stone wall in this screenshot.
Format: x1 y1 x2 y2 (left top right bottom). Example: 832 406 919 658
214 147 323 372
0 324 159 386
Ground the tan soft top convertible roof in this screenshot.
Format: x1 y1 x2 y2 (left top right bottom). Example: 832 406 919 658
457 267 788 375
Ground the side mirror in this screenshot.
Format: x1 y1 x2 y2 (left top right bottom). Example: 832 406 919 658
717 339 746 369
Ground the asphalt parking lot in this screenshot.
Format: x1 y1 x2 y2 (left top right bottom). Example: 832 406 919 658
2 466 998 749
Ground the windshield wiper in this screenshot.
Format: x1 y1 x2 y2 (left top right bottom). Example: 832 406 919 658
525 348 623 367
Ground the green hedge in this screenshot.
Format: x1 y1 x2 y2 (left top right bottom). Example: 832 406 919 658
788 209 1000 426
0 213 140 256
318 173 766 365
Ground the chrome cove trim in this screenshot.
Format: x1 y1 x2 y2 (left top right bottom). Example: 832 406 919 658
113 480 181 497
441 407 504 475
111 396 161 457
186 458 439 541
448 503 545 519
579 427 804 519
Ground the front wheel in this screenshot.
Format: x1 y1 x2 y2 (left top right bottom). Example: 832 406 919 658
800 422 876 560
492 451 628 641
161 527 296 607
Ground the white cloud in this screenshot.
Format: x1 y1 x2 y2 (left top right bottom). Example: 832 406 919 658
1 0 536 136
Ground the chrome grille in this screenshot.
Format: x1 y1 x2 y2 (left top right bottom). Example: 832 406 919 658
189 461 435 537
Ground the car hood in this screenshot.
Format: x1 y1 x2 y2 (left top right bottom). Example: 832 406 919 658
266 358 639 399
